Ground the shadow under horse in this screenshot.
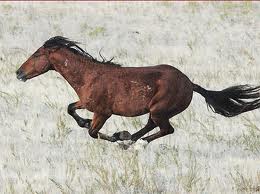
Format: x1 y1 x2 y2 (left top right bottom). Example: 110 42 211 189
16 36 260 143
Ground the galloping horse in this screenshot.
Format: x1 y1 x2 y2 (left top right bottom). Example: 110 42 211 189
16 36 260 143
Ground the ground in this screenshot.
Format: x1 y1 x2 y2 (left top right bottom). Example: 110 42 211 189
0 2 260 194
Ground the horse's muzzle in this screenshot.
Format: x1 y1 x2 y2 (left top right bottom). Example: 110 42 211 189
16 69 27 82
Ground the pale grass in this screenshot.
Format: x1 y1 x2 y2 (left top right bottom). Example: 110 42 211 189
0 2 259 194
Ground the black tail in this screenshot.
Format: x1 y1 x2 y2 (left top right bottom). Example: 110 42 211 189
193 83 260 117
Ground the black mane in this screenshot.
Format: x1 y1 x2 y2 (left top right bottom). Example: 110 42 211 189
43 36 121 67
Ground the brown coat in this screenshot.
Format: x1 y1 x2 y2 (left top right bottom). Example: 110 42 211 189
16 36 260 143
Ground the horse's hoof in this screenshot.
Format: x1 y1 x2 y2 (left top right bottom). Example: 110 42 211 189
113 131 132 141
78 119 91 129
84 122 91 129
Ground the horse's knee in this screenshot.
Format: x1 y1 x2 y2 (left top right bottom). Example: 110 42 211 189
67 103 75 115
88 129 98 139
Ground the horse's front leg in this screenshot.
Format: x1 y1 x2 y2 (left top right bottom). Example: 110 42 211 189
68 103 127 143
68 102 91 128
88 113 132 142
88 113 119 142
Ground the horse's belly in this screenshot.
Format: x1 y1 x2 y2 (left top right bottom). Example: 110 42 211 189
112 93 152 117
112 103 150 117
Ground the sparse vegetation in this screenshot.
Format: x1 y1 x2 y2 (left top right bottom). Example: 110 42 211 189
240 117 260 154
230 169 260 193
0 2 259 194
88 26 106 38
48 114 72 145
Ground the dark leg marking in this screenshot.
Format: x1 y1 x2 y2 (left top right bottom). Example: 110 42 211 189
112 131 132 141
142 117 174 143
68 102 91 128
131 116 157 142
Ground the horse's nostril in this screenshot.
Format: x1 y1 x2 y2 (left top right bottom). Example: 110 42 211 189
16 69 27 81
16 69 22 75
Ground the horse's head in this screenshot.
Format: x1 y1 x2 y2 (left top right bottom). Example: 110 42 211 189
16 46 53 82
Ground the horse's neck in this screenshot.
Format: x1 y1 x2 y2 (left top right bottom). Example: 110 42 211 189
52 51 113 96
53 55 89 95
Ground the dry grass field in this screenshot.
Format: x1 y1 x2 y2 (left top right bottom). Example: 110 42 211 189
0 2 259 193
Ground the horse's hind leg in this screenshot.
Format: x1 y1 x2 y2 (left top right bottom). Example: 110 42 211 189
68 102 91 128
108 117 156 149
142 115 174 143
130 115 156 141
111 115 156 142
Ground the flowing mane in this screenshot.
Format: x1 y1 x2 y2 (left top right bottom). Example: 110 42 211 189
43 36 121 67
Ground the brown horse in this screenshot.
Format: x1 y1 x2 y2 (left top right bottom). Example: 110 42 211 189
16 36 260 143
